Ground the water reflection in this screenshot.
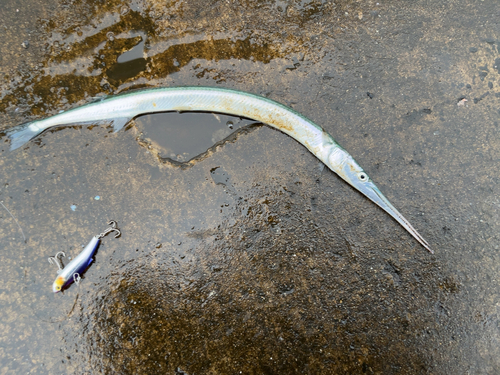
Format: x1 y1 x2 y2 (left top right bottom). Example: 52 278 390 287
1 0 363 125
0 4 283 119
135 111 259 165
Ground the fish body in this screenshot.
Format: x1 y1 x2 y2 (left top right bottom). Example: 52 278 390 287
9 87 432 252
8 87 328 153
52 236 99 293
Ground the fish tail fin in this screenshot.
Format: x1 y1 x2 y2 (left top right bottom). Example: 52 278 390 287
7 122 43 151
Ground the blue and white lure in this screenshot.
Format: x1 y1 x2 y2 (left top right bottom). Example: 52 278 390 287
48 221 120 293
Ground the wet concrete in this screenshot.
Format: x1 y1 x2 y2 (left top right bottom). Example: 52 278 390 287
0 0 499 373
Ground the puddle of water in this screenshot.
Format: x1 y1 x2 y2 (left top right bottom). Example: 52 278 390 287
210 166 231 186
116 34 145 63
134 112 258 163
0 32 284 120
108 32 148 82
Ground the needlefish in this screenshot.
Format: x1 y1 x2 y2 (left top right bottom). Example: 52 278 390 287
7 86 432 252
49 221 121 293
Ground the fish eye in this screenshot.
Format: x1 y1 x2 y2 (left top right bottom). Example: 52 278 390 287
358 172 368 182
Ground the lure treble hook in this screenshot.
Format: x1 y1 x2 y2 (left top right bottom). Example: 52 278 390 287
48 251 66 274
97 220 121 239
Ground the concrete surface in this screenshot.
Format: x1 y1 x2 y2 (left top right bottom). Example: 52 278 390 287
0 0 499 373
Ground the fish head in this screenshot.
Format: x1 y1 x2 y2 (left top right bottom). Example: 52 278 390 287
326 146 432 252
326 145 370 187
328 148 385 204
337 152 387 208
52 275 66 293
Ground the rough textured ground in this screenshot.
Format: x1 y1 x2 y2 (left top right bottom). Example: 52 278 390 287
0 0 499 374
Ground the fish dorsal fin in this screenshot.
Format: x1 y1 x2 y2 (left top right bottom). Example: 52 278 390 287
89 95 108 103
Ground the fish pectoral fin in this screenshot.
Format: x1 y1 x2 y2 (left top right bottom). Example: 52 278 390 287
111 117 133 132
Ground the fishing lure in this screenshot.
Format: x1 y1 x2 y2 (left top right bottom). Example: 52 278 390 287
8 86 432 252
49 221 120 293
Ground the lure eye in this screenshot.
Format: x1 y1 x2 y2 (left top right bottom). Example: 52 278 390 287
358 172 368 182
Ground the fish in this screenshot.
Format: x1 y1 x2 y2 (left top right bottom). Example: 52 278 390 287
7 86 432 252
50 221 120 292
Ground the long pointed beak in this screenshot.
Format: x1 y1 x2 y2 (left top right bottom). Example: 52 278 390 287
357 181 433 253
